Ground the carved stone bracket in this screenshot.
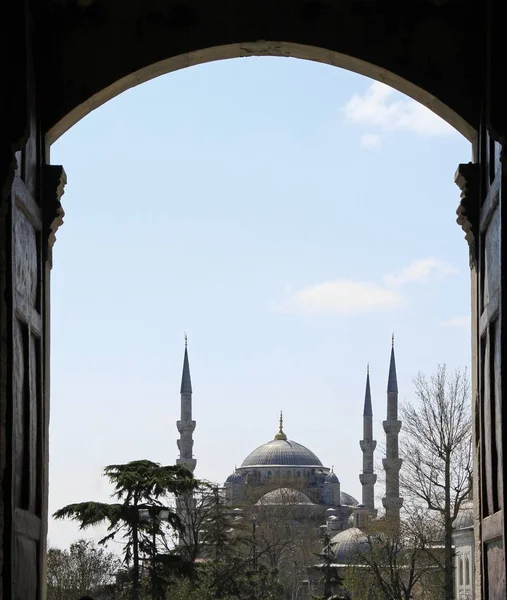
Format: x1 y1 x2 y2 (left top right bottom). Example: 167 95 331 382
455 162 480 269
42 165 67 269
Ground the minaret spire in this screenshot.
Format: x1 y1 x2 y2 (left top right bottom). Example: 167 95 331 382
360 364 377 509
176 336 196 473
382 336 403 522
180 335 192 394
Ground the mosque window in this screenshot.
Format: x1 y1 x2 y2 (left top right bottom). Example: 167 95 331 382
296 471 301 478
459 557 464 586
465 556 470 585
267 471 272 478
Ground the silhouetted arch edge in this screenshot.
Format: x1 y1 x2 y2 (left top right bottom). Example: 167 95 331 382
46 41 475 145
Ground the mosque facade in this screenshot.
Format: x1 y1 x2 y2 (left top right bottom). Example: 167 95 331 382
174 337 402 540
173 338 474 599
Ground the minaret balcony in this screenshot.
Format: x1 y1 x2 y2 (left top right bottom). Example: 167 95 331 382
382 457 403 472
360 439 377 452
177 420 196 433
382 420 402 435
359 473 377 485
382 497 404 510
177 457 196 473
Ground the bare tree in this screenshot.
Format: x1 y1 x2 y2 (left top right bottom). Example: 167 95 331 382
166 481 237 562
400 365 472 600
241 488 321 600
47 539 122 600
343 514 443 600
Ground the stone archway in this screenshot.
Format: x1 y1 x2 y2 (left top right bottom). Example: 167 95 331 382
2 2 505 600
43 0 481 145
47 41 475 145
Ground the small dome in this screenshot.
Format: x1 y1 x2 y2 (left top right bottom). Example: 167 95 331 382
331 527 369 563
256 487 315 506
340 491 359 506
325 471 340 484
453 501 474 530
225 472 243 484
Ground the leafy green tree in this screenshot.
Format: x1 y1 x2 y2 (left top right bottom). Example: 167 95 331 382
53 460 196 600
315 533 345 600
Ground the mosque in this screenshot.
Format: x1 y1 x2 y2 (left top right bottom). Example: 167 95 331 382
174 336 403 541
174 338 475 599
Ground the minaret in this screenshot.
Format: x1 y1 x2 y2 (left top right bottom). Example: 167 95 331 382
382 335 403 521
359 364 377 510
176 336 196 473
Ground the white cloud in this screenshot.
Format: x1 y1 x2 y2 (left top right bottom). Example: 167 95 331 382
276 280 404 315
360 133 382 149
276 257 457 316
383 258 458 287
343 81 454 136
441 316 471 328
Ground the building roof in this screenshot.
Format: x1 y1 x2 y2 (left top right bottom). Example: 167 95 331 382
256 487 315 506
340 491 359 506
239 438 323 468
225 472 243 484
331 527 369 563
325 471 340 484
453 500 474 531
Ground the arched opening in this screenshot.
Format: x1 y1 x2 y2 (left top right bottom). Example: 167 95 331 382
7 2 507 598
45 33 473 597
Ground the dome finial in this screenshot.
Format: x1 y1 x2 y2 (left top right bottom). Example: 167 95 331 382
275 410 287 440
392 332 395 347
185 332 188 348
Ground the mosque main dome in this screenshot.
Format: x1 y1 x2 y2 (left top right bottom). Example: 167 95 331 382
238 413 323 468
240 438 323 468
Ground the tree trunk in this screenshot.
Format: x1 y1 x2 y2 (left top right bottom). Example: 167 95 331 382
132 512 140 600
444 450 454 600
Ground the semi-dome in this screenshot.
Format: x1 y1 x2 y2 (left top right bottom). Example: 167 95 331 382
453 500 474 530
340 491 359 506
225 472 243 484
331 527 369 563
256 487 315 506
240 413 323 468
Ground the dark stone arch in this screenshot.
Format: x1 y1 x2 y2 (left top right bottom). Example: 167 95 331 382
43 0 481 143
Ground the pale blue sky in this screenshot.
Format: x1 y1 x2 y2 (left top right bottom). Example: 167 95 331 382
48 56 471 550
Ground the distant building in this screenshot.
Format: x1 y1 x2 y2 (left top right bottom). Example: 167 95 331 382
173 336 402 542
173 337 475 599
453 501 475 600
